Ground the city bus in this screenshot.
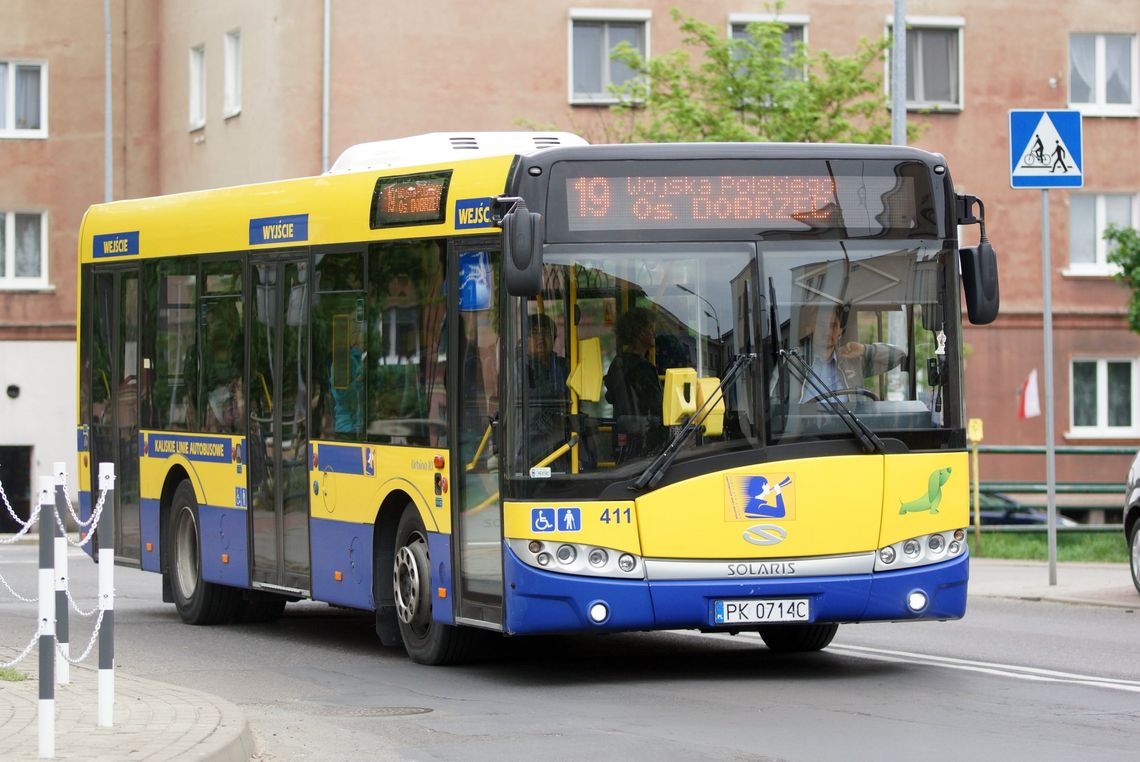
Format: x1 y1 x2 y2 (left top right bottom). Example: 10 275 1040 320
76 132 1000 664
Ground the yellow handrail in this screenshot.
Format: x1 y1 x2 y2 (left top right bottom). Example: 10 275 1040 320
465 421 494 472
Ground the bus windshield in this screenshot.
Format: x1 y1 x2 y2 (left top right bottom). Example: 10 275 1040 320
506 239 959 483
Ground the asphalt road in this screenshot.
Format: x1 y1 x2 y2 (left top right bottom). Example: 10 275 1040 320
2 546 1138 761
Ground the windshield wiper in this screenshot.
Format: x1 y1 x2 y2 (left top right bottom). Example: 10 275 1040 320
778 348 885 455
632 353 757 491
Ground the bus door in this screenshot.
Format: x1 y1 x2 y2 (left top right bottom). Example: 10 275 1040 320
89 266 142 563
249 256 312 591
451 244 503 626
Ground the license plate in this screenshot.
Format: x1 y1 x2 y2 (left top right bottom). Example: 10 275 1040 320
713 598 810 625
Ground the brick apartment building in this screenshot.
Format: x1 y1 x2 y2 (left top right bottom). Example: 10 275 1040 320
2 0 1138 522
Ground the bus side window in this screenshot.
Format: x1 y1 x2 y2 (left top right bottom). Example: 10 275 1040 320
367 241 447 447
201 299 244 434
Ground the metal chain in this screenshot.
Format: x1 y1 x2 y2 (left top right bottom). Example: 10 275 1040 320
56 608 105 664
65 584 99 617
54 487 109 549
0 626 41 668
0 511 37 545
60 485 97 530
0 472 34 530
0 567 37 603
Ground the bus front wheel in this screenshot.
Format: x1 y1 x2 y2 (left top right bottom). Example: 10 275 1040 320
170 481 238 625
757 623 839 653
392 507 473 665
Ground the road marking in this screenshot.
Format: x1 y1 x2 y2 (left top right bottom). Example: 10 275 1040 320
674 631 1140 694
828 644 1140 694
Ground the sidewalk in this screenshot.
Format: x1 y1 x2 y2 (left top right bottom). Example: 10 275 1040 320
969 557 1139 608
0 648 254 761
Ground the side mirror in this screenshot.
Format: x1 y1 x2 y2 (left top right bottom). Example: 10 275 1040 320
501 199 544 297
959 241 1000 325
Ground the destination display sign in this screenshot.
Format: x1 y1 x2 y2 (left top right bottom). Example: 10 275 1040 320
371 171 450 228
550 159 935 239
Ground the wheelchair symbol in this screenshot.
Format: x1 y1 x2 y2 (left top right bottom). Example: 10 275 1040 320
531 508 556 533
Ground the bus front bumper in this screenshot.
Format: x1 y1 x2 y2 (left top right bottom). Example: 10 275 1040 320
502 547 968 635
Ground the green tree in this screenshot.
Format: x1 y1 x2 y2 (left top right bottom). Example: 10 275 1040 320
600 8 915 144
1105 224 1140 333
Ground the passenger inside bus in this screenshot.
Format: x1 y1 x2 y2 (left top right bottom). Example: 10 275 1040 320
604 306 667 461
524 312 569 467
203 317 245 433
799 303 906 403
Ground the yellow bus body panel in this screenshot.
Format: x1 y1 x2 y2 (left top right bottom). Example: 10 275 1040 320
308 441 450 534
78 155 515 263
636 455 884 559
879 451 969 547
503 500 641 554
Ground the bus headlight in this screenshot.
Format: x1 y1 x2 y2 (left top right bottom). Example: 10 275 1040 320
874 529 968 572
509 539 644 579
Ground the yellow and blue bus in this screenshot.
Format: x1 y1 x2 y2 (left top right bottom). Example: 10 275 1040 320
77 132 1000 664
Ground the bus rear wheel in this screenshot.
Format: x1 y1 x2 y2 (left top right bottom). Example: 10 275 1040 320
392 507 474 665
170 481 239 625
757 623 839 653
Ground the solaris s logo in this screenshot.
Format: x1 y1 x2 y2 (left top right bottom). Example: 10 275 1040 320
742 524 787 546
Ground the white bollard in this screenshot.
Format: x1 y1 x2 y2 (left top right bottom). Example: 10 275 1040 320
53 462 70 686
38 476 55 759
97 462 115 728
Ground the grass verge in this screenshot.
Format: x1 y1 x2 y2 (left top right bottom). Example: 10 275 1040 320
968 530 1128 563
0 666 27 682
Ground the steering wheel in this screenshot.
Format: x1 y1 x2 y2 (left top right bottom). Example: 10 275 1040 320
804 388 880 404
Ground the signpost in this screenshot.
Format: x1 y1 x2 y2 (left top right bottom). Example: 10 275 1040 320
1009 109 1084 586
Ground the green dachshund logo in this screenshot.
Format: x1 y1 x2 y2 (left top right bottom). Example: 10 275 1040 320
899 468 952 515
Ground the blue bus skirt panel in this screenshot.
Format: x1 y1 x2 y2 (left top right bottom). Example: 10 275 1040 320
863 552 969 621
197 505 250 589
503 546 656 634
79 490 94 560
140 498 161 572
503 545 969 635
309 517 374 610
427 532 455 626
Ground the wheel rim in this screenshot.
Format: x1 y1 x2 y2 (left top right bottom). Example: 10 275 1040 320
174 506 199 600
393 533 430 635
1132 527 1140 587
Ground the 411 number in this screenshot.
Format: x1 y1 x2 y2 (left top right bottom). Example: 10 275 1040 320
600 507 632 524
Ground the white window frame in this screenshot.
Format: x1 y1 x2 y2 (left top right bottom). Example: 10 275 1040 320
1068 358 1140 438
568 8 652 105
1068 33 1139 117
223 29 241 119
728 13 809 80
884 16 965 112
0 210 50 290
0 59 48 139
189 44 206 131
728 13 809 45
1064 192 1138 277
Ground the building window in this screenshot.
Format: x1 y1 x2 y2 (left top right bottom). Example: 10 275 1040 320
0 210 48 289
569 10 651 104
0 60 47 138
729 14 807 81
1068 193 1137 274
1070 33 1138 116
189 45 206 130
224 29 241 118
886 18 964 111
1071 359 1138 436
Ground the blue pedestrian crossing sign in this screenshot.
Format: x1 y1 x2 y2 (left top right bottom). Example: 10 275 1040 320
1009 110 1083 189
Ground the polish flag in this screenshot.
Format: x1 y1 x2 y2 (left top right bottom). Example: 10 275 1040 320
1018 369 1041 420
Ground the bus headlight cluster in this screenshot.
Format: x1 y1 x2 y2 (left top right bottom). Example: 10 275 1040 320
509 539 644 579
875 529 967 572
